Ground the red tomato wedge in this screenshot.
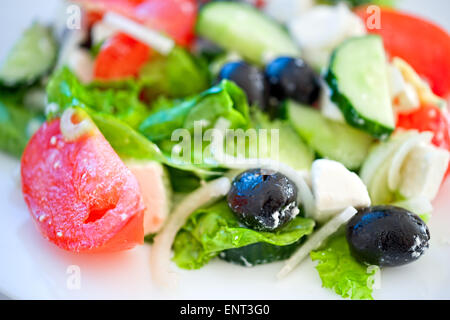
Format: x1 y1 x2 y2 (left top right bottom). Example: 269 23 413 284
76 0 197 46
21 109 145 253
94 32 151 80
397 105 450 150
355 7 450 99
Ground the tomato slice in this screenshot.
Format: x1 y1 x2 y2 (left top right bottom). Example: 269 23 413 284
21 110 145 253
355 7 450 99
397 105 450 151
134 0 197 47
94 32 151 80
76 0 197 46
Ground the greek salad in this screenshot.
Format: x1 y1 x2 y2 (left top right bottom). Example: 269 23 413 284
1 0 450 300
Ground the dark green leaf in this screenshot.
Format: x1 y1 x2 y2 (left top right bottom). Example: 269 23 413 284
173 200 315 269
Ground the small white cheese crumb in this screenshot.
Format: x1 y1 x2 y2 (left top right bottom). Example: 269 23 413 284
56 231 63 237
272 211 280 228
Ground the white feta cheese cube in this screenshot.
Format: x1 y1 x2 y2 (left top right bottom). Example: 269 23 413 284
399 144 450 201
311 159 371 223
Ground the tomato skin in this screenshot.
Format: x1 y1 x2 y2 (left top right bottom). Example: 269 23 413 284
21 118 145 253
134 0 197 47
397 106 450 151
94 32 151 80
355 7 450 99
76 0 197 46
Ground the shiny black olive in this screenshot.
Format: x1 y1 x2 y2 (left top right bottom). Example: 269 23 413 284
218 61 269 109
265 57 321 107
227 168 298 232
346 206 430 267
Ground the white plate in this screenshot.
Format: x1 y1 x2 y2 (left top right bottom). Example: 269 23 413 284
1 0 450 300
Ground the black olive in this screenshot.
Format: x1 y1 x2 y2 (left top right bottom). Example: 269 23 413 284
193 37 224 61
227 169 298 232
218 61 269 110
346 206 430 267
265 57 321 107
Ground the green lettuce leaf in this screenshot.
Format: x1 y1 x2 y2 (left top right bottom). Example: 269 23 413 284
139 79 249 142
90 112 165 161
47 67 149 128
91 111 220 178
139 80 250 170
310 235 378 300
0 88 44 157
0 99 43 157
139 47 210 99
173 200 315 269
46 69 219 176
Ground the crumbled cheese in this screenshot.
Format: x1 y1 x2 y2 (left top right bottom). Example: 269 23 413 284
288 3 366 69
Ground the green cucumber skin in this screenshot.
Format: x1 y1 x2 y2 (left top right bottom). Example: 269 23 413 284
325 69 393 140
287 101 374 170
325 37 394 140
219 239 303 267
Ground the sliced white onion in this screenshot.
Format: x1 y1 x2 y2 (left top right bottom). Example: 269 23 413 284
60 108 95 142
360 130 417 188
387 131 433 191
150 177 231 288
103 12 174 55
277 206 357 279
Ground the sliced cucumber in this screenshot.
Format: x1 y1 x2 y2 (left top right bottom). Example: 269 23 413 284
287 101 374 170
219 239 304 267
196 2 300 65
0 23 58 87
250 110 314 171
326 35 394 139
